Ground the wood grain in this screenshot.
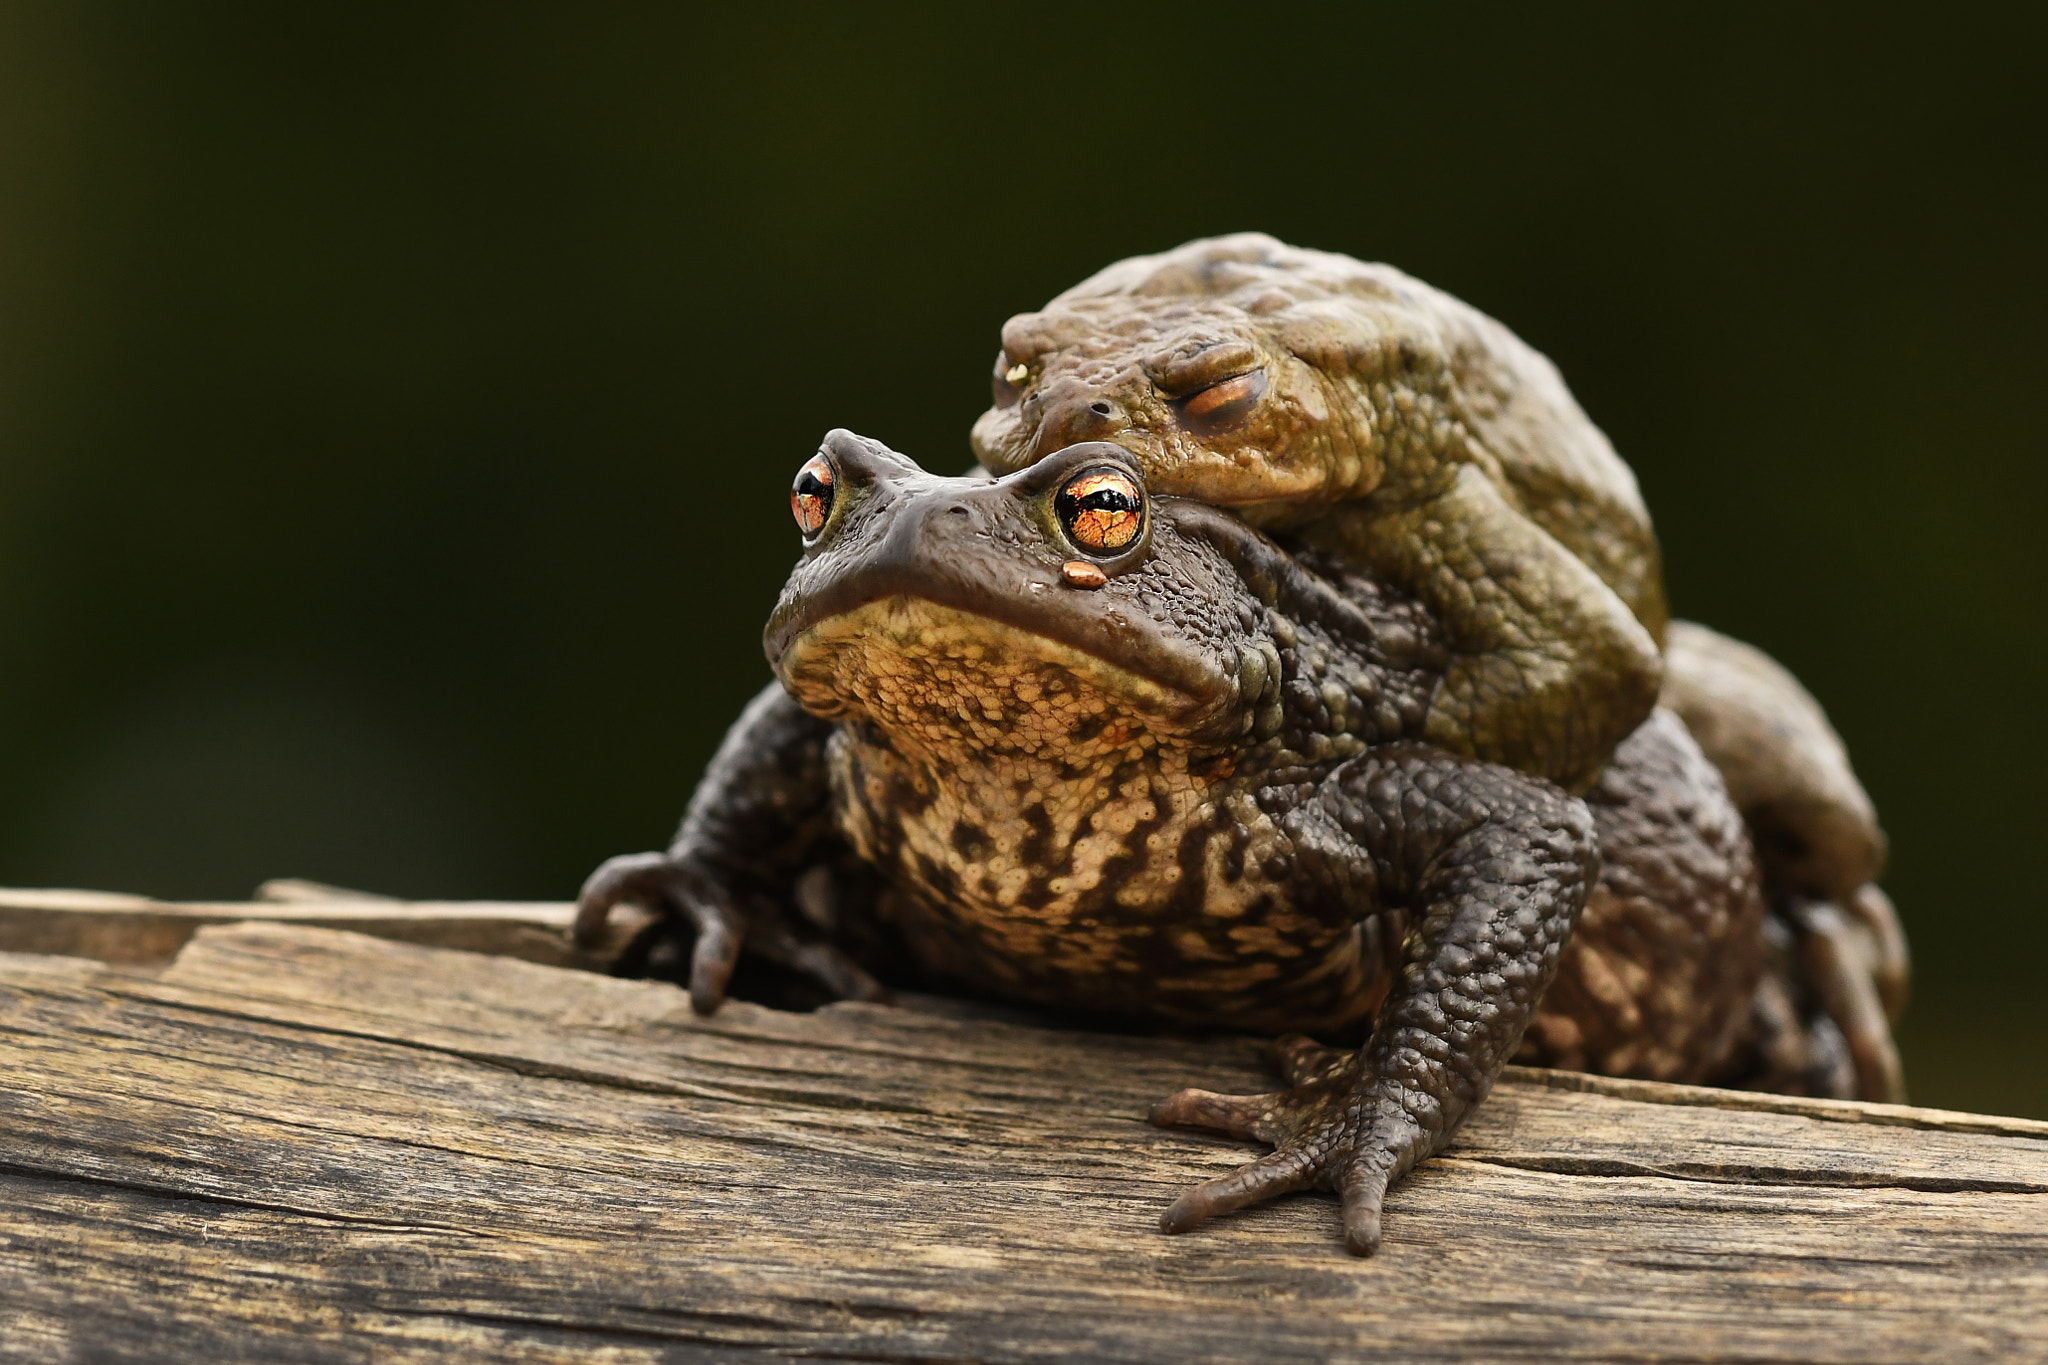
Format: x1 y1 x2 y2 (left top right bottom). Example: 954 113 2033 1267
0 920 2041 1364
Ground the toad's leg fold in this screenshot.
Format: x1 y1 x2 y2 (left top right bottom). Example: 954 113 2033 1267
576 682 883 1013
1788 897 1906 1103
1659 621 1886 904
1318 465 1662 791
1152 746 1597 1254
1659 620 1908 1101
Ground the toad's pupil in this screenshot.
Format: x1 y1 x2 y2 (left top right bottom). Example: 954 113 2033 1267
1057 469 1143 552
791 456 835 538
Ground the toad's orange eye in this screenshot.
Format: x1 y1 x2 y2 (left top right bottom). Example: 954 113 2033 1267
1056 468 1143 554
1178 369 1267 432
791 454 835 539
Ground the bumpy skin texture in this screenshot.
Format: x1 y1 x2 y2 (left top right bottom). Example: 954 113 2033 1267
971 233 1664 792
580 430 1781 1255
1152 745 1592 1252
1516 710 1765 1084
966 236 1904 1103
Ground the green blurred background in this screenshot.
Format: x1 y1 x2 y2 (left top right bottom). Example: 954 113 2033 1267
1 5 2040 1115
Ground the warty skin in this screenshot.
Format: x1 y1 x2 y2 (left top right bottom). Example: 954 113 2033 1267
577 431 1790 1255
971 234 1907 1102
971 232 1666 795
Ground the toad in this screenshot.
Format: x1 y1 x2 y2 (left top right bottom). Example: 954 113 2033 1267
973 235 1906 1102
577 431 1776 1254
971 233 1665 794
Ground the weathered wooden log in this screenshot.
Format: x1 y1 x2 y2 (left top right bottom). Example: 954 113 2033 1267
0 882 650 970
0 915 2041 1363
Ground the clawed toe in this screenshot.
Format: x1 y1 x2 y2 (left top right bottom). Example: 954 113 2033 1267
685 912 743 1014
1150 1052 1427 1256
575 852 682 945
1338 1163 1391 1255
1160 1147 1317 1234
750 916 889 1005
1149 1087 1286 1141
1791 897 1908 1102
579 853 884 1016
784 940 889 1003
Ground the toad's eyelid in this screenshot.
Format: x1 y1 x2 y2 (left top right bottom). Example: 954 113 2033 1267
1148 340 1261 395
1182 370 1266 419
1153 367 1257 403
1065 470 1140 503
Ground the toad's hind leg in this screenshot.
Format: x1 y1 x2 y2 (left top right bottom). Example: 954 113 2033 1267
1659 621 1908 1102
1313 466 1663 793
1739 892 1906 1102
1515 709 1768 1085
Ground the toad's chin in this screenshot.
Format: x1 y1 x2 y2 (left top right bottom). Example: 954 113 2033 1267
773 596 1243 755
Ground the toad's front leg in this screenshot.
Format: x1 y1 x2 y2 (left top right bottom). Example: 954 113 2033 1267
1151 744 1597 1254
576 682 884 1013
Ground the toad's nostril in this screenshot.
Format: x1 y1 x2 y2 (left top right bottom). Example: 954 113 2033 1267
1030 396 1129 458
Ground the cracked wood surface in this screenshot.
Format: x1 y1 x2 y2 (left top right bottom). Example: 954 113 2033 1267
0 920 2043 1364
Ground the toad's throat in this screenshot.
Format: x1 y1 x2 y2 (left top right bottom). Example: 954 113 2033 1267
772 596 1235 764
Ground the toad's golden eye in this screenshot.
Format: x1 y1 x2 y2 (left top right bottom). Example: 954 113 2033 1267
791 454 835 539
1055 468 1143 554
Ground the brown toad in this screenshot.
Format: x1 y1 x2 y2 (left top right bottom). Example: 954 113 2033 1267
577 431 1791 1254
972 234 1905 1100
971 232 1666 794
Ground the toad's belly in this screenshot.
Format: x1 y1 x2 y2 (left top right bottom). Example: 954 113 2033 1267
829 733 1397 1034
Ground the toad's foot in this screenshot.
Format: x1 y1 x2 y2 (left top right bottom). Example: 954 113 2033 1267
1150 1036 1429 1257
1788 889 1907 1102
576 851 885 1015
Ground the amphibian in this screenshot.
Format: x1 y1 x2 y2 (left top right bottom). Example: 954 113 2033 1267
578 431 1777 1254
970 233 1665 793
971 235 1904 1102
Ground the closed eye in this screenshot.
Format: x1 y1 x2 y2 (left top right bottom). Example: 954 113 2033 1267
1177 369 1267 433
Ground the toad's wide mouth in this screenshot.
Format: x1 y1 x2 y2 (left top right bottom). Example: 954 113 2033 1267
772 594 1237 745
